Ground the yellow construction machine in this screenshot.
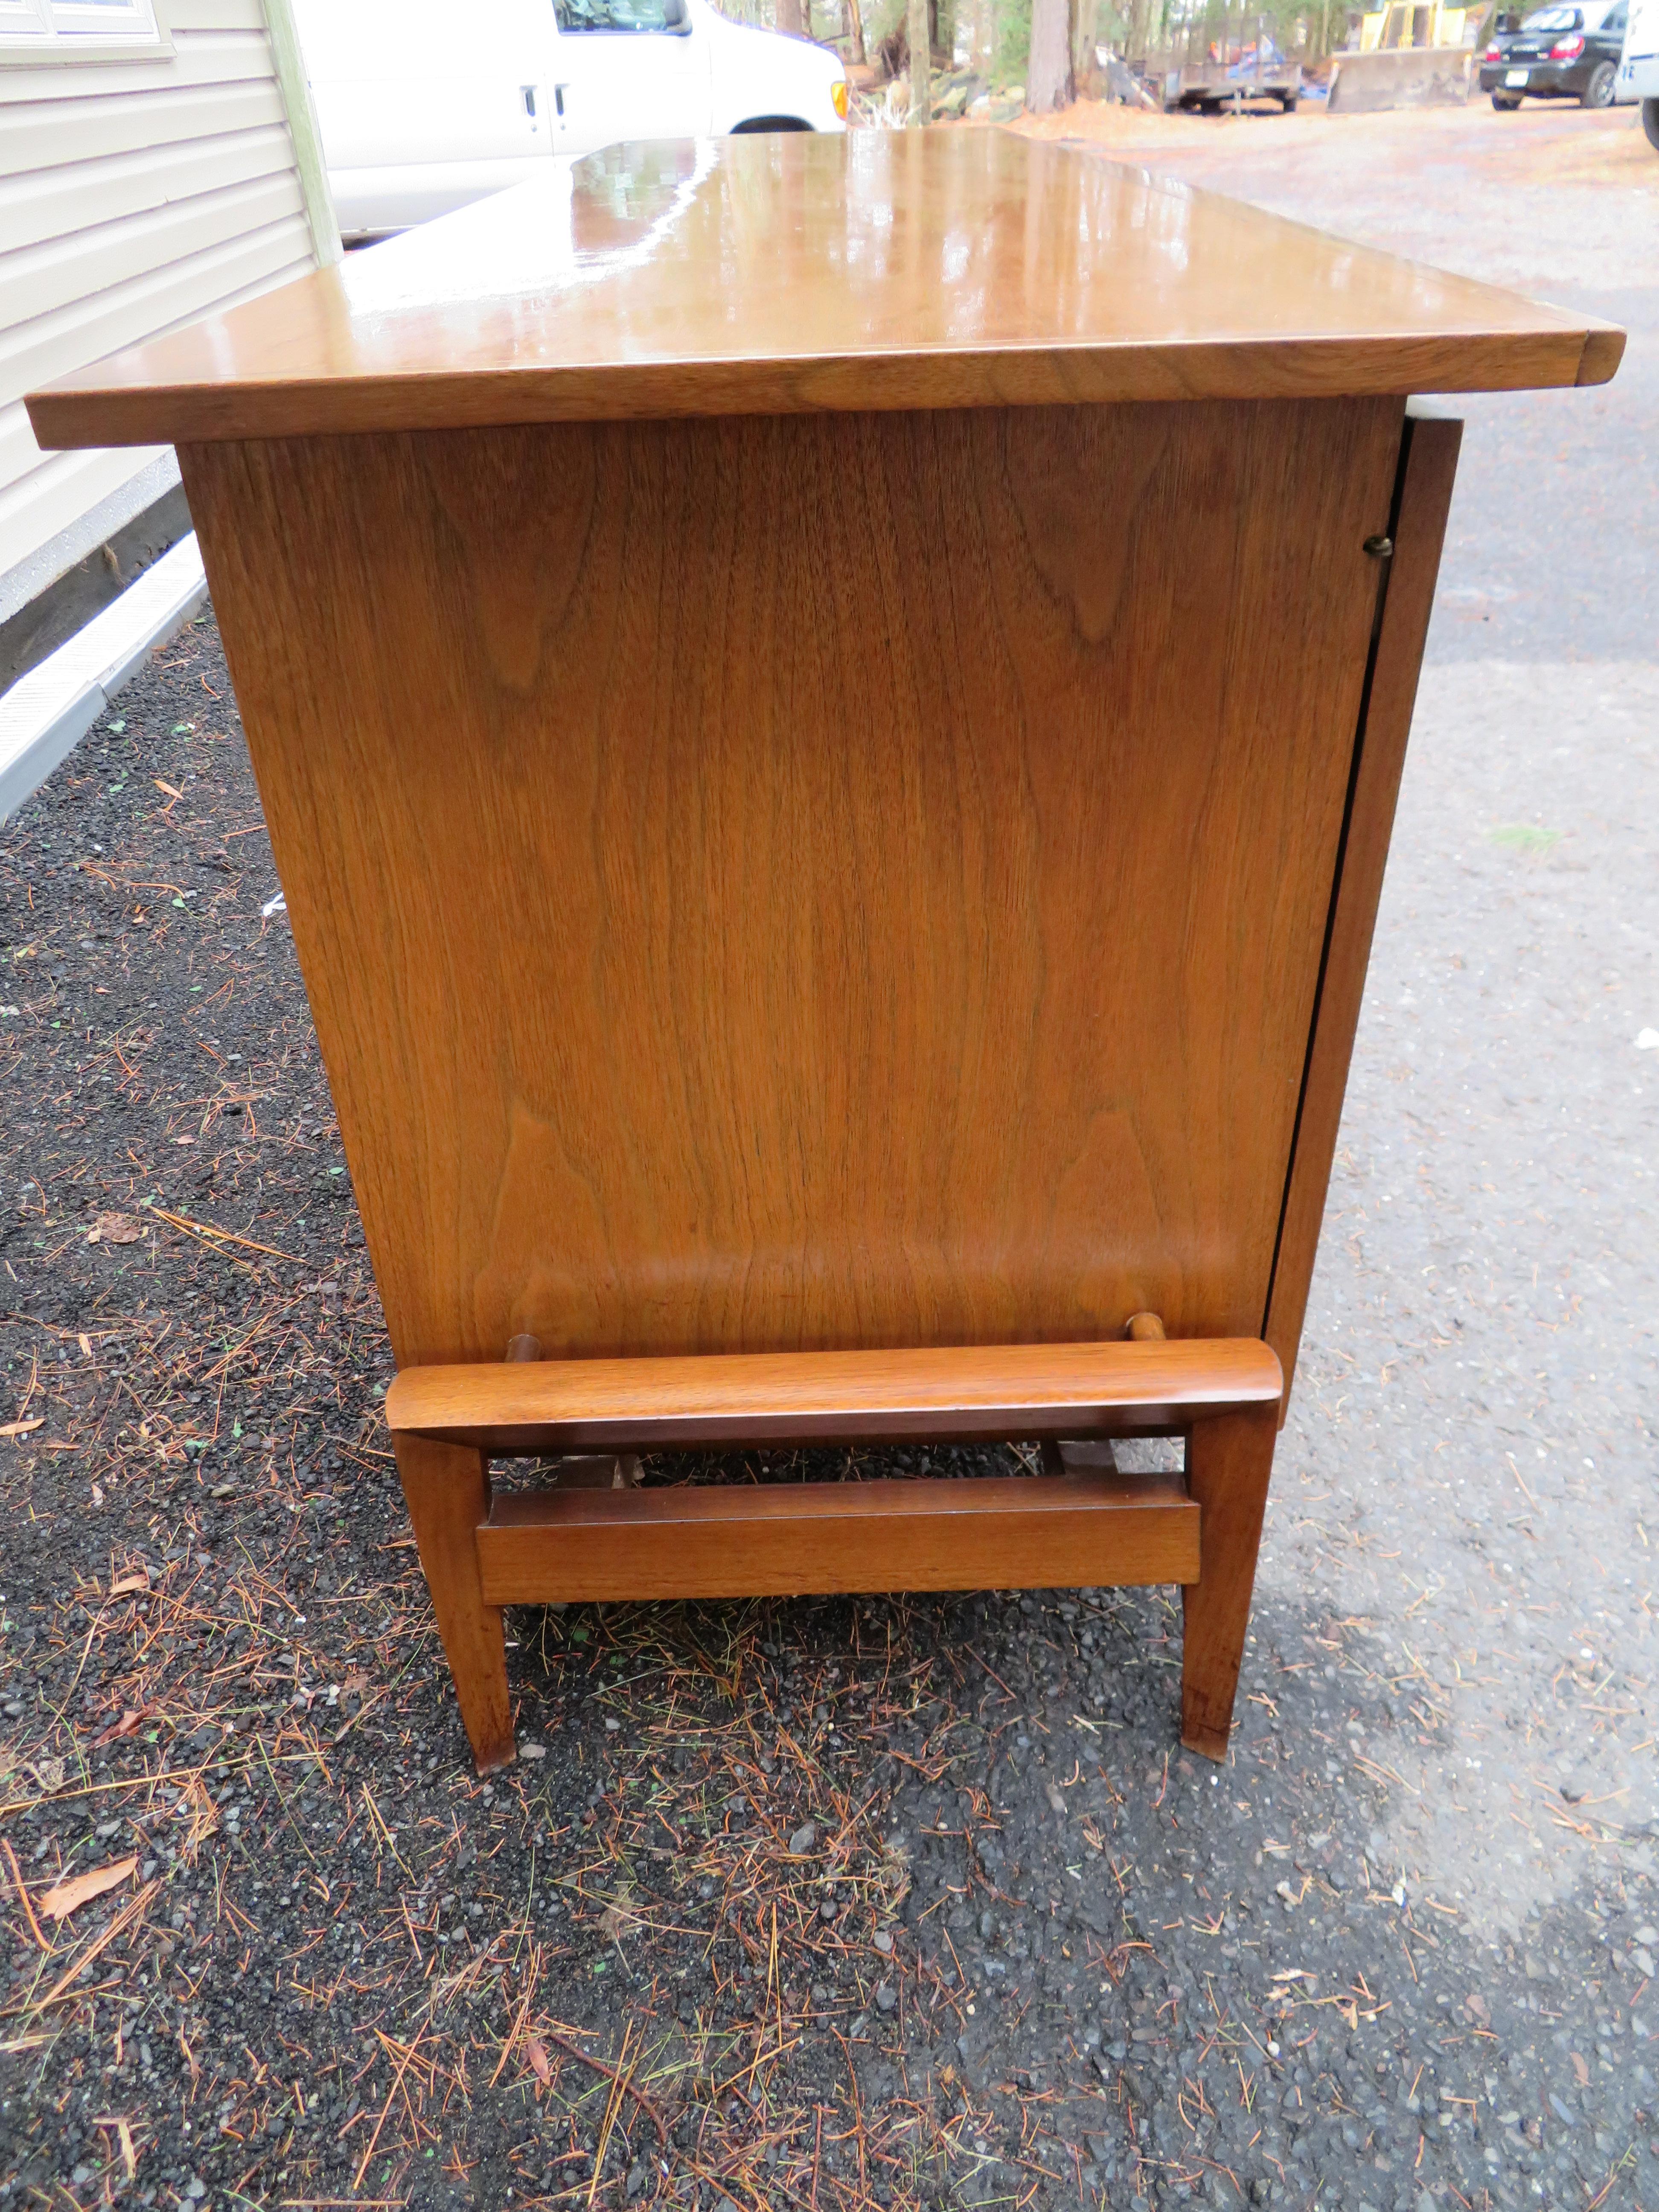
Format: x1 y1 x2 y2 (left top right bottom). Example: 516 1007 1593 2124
1327 0 1484 109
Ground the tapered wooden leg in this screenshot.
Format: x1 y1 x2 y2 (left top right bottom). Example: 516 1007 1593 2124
1181 1404 1278 1761
392 1430 515 1772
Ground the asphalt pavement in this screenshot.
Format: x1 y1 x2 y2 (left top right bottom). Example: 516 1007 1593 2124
1057 90 1659 2207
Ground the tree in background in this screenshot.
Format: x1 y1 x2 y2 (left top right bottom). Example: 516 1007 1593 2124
1026 0 1074 102
714 0 1352 93
908 0 932 112
1072 0 1100 81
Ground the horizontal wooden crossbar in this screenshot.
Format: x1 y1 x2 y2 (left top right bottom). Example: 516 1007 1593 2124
476 1472 1200 1603
386 1337 1283 1453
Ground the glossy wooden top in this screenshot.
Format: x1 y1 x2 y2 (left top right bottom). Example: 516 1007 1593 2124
28 131 1619 445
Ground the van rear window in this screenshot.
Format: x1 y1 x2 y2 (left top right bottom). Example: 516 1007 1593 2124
556 0 681 26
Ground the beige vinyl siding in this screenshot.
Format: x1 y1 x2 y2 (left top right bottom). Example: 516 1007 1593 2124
0 1 320 586
0 78 286 170
0 232 309 555
0 205 311 418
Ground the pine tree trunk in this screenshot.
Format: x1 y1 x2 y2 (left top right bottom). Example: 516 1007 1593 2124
1073 0 1099 83
846 0 866 62
1027 0 1074 108
907 0 931 118
776 0 803 34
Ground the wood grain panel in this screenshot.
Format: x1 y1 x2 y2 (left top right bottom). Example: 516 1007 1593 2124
182 396 1402 1371
386 1336 1284 1452
475 1473 1200 1603
392 1432 513 1770
1181 1405 1278 1759
1263 411 1462 1402
28 135 1621 447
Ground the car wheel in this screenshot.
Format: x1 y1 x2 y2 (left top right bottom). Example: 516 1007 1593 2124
1645 96 1659 148
1580 59 1617 105
1491 89 1522 107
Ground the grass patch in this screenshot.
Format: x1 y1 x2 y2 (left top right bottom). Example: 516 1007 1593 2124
1488 824 1563 856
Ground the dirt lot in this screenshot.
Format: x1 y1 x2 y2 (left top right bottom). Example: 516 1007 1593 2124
1016 84 1659 195
2 94 1656 2212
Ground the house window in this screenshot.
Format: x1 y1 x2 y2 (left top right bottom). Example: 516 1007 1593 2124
0 0 170 59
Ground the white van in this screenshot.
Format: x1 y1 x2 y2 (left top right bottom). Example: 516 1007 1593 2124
1619 0 1659 141
293 0 850 240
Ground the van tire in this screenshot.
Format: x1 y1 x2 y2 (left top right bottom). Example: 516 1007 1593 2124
1644 96 1659 148
729 115 814 131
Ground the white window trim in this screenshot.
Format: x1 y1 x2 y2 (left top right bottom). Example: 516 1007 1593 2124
0 0 175 65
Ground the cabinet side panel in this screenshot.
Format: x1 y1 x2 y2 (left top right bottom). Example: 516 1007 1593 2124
181 399 1402 1368
1263 411 1463 1403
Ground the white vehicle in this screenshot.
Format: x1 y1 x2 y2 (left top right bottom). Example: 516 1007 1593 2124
293 0 850 240
1618 0 1659 144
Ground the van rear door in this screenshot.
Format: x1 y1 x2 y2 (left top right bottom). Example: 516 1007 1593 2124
295 0 554 237
541 0 713 160
1620 0 1659 91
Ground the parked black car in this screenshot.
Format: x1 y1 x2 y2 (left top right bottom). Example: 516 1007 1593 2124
1480 0 1628 105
